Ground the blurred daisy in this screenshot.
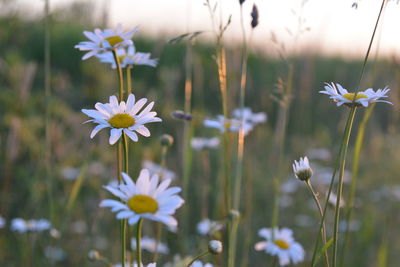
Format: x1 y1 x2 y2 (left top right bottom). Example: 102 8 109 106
96 45 158 69
75 24 137 60
196 218 224 236
204 115 253 135
0 215 5 228
82 94 161 145
100 169 184 227
131 236 169 254
319 82 392 107
11 218 51 233
233 107 267 125
328 192 345 208
114 263 156 267
255 227 305 266
142 160 176 181
191 137 220 151
60 166 80 180
190 261 213 267
292 156 313 181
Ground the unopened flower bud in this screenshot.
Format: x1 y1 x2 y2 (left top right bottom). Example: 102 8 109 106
293 156 313 181
239 0 246 5
171 110 192 121
160 134 174 147
251 4 259 28
208 240 223 255
87 250 101 261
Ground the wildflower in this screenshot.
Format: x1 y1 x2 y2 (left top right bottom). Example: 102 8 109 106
87 250 101 261
11 218 51 233
96 45 158 69
191 261 213 267
319 82 392 107
82 94 161 145
204 115 253 135
0 215 5 228
191 137 220 151
100 169 184 227
74 25 137 60
131 236 169 254
328 192 345 208
160 134 174 147
255 227 305 266
196 218 224 236
251 4 259 28
142 160 176 181
208 240 223 255
292 156 313 181
114 263 156 267
171 110 193 121
233 107 267 125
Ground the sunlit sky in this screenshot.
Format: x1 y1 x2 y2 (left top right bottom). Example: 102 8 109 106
15 0 400 57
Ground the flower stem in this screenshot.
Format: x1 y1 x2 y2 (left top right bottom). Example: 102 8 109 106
112 49 125 101
186 251 210 267
136 218 144 266
126 66 132 94
305 181 330 267
332 107 357 267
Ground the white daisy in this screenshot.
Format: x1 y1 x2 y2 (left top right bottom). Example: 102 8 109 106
96 45 158 69
204 115 254 135
196 218 224 236
75 24 137 60
292 156 313 181
100 169 184 227
319 82 392 107
233 107 267 125
255 227 305 266
0 215 5 228
191 137 220 151
131 236 169 254
142 160 176 181
11 218 51 233
82 94 162 145
114 262 156 267
190 261 213 267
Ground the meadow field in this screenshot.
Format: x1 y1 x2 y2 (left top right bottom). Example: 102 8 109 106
0 0 400 266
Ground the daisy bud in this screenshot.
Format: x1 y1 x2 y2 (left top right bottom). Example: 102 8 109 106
171 110 192 121
87 250 101 261
292 156 313 181
160 134 174 147
239 0 246 5
208 240 223 255
251 4 259 28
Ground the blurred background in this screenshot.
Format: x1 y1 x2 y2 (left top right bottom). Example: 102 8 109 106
0 0 399 266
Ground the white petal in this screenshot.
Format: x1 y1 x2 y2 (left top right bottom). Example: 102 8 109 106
109 128 123 145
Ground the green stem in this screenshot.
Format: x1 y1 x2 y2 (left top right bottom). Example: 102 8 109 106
311 108 354 266
112 49 125 101
305 181 330 267
126 66 132 94
136 218 143 266
332 107 357 267
340 104 375 266
121 134 130 267
186 251 210 267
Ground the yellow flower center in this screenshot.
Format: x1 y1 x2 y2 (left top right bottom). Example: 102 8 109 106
224 122 232 128
108 113 135 128
274 239 290 250
127 195 158 214
342 93 368 101
104 36 124 47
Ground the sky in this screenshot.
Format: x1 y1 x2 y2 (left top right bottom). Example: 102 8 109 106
12 0 400 57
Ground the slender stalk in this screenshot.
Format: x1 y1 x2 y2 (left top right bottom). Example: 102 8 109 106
305 181 330 267
311 108 354 266
136 218 143 266
121 134 130 267
340 104 374 266
186 251 210 267
332 107 357 267
126 66 132 94
112 49 125 101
